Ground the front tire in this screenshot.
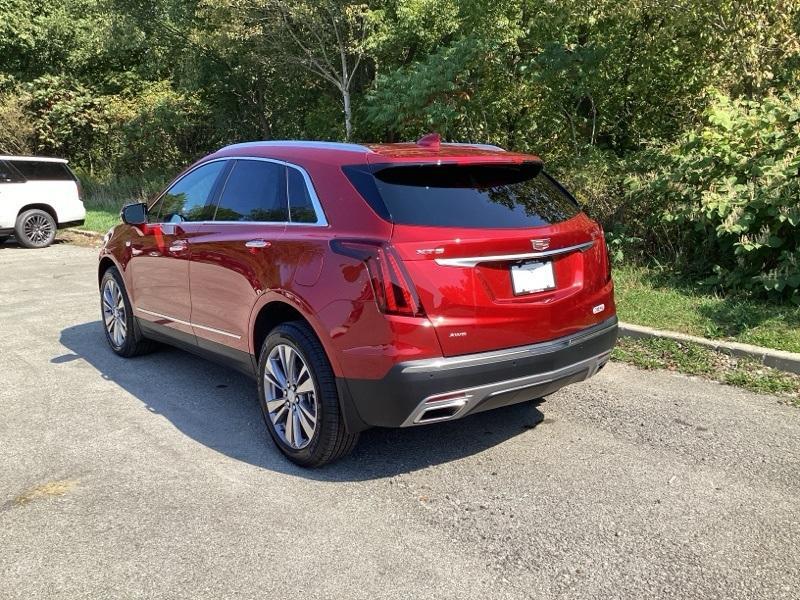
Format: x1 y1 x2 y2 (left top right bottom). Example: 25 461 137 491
257 321 358 467
100 267 156 357
15 209 56 248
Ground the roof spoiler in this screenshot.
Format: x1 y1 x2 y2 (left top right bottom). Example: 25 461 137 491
415 133 507 153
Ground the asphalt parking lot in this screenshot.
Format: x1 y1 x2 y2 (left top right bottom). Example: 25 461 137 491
1 240 798 599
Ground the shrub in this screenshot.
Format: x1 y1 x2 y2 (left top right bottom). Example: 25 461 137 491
631 92 800 303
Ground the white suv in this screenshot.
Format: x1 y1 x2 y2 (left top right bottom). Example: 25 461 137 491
0 156 86 248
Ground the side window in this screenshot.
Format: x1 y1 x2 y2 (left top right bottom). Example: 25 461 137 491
214 160 288 222
150 161 226 223
0 161 23 183
287 167 318 223
9 161 72 180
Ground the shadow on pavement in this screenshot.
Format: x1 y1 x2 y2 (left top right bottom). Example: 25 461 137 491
0 237 69 250
57 321 542 481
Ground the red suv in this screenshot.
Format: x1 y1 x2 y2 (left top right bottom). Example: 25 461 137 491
98 136 617 467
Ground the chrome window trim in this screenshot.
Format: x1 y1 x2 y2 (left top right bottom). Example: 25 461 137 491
147 156 329 227
434 241 594 268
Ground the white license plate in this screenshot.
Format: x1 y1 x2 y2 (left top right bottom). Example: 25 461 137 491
511 260 556 295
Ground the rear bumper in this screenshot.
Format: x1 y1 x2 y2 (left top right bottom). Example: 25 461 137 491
337 316 618 432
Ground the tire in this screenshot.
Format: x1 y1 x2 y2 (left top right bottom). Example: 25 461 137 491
15 209 56 248
0 236 8 244
257 321 359 467
100 266 157 357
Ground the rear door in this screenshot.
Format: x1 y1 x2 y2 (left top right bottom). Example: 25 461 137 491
188 158 288 355
351 162 612 356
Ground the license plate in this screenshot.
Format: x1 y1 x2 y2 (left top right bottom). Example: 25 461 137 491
511 260 555 295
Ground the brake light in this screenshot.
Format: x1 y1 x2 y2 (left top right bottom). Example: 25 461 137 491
331 240 424 317
598 228 612 283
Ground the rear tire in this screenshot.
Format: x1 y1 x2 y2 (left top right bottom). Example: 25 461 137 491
15 209 56 248
100 266 157 357
257 321 358 467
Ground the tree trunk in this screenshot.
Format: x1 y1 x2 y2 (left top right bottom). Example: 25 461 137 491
342 87 352 141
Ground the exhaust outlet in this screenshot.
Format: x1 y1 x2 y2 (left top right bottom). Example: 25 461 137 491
414 397 470 424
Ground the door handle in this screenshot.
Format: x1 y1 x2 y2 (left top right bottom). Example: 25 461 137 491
245 239 271 249
169 239 188 253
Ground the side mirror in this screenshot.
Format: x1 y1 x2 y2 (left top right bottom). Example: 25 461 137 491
121 202 147 226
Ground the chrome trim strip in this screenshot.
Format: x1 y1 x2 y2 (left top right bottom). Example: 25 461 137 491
400 316 618 374
401 350 611 427
135 307 242 340
434 241 594 267
441 142 505 152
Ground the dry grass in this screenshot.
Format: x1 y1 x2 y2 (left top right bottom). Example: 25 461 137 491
14 479 79 506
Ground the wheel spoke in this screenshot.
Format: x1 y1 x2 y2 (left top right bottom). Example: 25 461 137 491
296 374 314 395
284 407 295 447
278 345 295 383
298 405 315 438
265 358 287 389
293 411 304 443
271 404 288 425
265 396 287 412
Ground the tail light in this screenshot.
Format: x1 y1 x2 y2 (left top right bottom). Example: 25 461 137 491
331 239 424 317
598 228 612 283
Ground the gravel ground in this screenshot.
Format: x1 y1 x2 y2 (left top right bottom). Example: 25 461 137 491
1 241 798 599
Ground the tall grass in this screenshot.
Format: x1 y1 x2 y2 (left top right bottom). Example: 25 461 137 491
73 172 168 233
78 172 167 212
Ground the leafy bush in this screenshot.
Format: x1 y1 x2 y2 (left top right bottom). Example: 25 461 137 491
0 91 33 154
631 92 800 302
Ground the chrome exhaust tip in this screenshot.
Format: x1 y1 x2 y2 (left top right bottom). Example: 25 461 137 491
413 395 471 424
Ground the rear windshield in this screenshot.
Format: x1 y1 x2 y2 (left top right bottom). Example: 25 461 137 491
344 163 580 228
8 160 75 181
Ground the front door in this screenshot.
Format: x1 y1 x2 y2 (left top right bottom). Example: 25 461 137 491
129 160 227 339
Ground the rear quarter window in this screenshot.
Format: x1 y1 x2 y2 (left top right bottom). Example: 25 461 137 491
345 163 581 228
9 161 75 181
0 161 24 183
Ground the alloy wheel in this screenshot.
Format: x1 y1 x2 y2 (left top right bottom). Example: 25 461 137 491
264 344 318 449
23 213 54 244
102 278 127 348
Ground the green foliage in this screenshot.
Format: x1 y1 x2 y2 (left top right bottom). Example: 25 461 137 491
636 92 800 301
24 75 113 169
2 0 799 307
0 92 34 154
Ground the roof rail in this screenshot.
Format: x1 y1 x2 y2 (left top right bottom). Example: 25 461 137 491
0 155 69 163
220 140 372 153
441 142 506 152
